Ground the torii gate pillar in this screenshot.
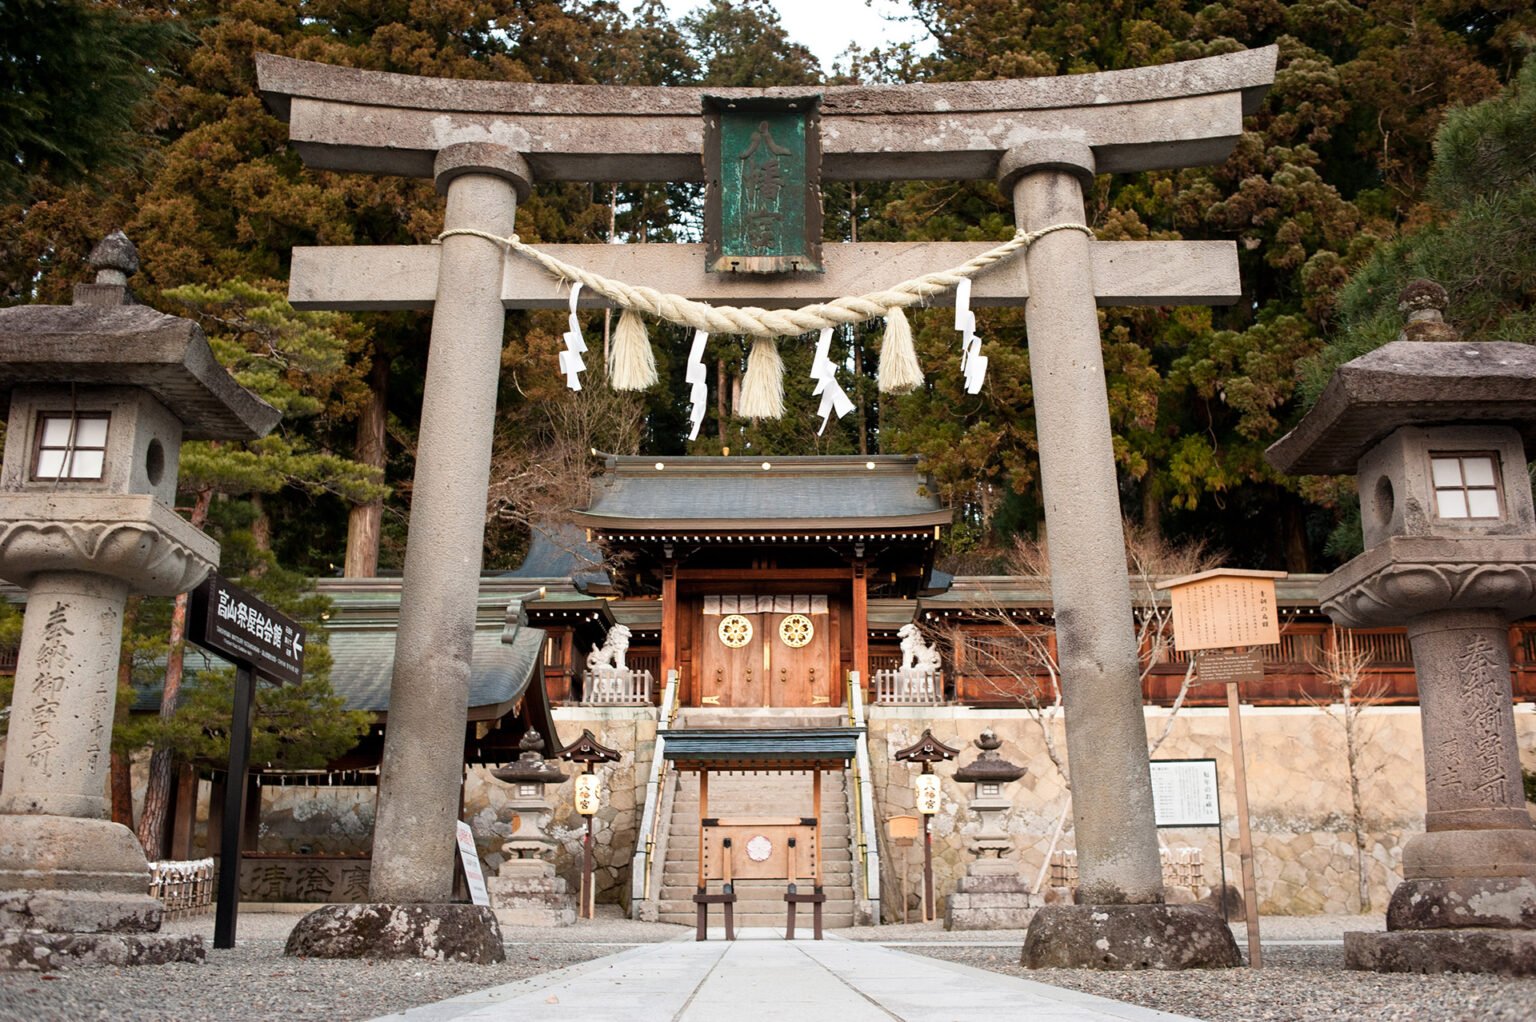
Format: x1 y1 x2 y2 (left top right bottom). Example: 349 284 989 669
370 144 529 907
1006 141 1164 906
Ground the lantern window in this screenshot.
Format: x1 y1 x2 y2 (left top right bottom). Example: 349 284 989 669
33 412 109 480
1430 453 1502 520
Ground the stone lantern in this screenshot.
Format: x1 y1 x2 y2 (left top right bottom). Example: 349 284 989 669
945 730 1032 930
0 234 278 969
1267 280 1536 974
486 731 575 926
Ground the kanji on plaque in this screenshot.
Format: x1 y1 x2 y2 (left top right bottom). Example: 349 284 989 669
1157 569 1287 653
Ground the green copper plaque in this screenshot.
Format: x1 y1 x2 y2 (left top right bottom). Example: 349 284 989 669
704 95 823 274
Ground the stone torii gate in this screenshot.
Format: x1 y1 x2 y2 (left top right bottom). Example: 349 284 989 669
257 47 1274 965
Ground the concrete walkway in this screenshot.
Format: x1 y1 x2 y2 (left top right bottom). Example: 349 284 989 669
374 929 1202 1022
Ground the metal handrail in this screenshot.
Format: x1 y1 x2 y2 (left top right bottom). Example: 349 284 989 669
846 670 881 923
628 668 679 915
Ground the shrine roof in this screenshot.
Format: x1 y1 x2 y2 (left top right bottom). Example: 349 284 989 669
1267 340 1536 476
129 623 545 721
572 455 950 533
658 727 862 771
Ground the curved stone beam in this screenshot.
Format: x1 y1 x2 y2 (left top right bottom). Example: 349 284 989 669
1317 536 1536 627
0 493 219 595
255 47 1276 183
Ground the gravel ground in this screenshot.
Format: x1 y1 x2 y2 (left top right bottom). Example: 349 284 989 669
0 908 688 1022
4 912 1534 1022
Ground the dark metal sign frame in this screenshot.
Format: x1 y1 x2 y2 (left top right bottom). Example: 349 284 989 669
703 94 823 275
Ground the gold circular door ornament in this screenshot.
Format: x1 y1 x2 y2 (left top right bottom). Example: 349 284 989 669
779 613 814 648
718 614 753 648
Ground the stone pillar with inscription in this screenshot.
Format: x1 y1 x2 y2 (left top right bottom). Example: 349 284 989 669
0 234 279 970
1267 281 1536 975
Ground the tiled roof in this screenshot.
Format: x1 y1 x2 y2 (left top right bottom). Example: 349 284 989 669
574 455 949 530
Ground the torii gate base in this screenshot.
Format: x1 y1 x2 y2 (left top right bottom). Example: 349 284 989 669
257 46 1273 968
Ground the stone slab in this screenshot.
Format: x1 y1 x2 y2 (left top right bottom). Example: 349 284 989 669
0 889 162 934
1316 536 1536 628
1345 927 1536 975
0 930 204 971
288 240 1241 313
0 816 152 895
1022 904 1242 970
375 930 1203 1021
284 903 505 963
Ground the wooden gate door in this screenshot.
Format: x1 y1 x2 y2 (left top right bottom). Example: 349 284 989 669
764 611 831 707
697 611 768 706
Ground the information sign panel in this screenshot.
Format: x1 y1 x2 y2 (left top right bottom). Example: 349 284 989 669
1196 648 1265 684
456 821 491 907
1159 569 1285 653
189 574 305 685
1150 758 1221 828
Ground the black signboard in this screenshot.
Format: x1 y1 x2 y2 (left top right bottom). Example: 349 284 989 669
187 573 306 949
189 574 305 685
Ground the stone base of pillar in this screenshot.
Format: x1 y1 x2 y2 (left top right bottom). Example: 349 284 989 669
283 903 505 963
1022 903 1241 970
1345 928 1536 975
0 814 204 972
1 930 205 971
487 860 575 927
1387 875 1536 930
944 867 1036 931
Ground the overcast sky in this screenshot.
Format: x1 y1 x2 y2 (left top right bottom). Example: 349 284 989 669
630 0 936 71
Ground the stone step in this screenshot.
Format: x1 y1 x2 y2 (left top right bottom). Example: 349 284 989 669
675 708 851 729
657 906 858 928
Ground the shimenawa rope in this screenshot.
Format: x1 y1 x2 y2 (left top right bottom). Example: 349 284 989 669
434 222 1093 338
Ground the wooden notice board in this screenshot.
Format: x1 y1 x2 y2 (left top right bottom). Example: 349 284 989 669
1157 569 1286 653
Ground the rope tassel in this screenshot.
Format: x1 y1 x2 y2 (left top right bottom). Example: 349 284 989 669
609 308 658 391
878 307 923 393
738 336 785 419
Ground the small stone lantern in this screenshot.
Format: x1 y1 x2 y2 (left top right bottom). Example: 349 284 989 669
1267 280 1536 975
0 234 278 970
486 730 575 926
946 730 1032 930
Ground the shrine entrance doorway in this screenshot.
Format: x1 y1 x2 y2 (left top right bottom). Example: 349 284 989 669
696 596 834 708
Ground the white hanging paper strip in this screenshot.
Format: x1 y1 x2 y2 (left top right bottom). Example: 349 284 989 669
719 595 737 614
953 278 988 394
811 595 827 615
685 329 709 441
560 282 588 391
703 596 720 615
809 328 857 436
792 595 809 614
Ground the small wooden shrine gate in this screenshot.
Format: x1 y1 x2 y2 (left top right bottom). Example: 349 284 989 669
255 47 1277 937
660 728 862 940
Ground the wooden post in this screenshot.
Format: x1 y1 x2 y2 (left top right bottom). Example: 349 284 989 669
852 560 869 687
583 808 595 919
697 769 709 890
922 809 934 922
812 769 824 887
661 560 680 702
1226 679 1262 967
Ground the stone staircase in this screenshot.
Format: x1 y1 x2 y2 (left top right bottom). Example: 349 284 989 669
657 710 858 930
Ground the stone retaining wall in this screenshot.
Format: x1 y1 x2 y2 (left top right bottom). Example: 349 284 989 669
868 704 1536 919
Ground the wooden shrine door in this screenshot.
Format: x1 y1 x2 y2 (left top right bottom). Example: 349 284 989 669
696 597 833 707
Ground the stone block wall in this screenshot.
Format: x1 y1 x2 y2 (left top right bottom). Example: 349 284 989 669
867 704 1536 920
460 708 655 909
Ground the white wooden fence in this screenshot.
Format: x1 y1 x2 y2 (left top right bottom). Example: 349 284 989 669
579 668 654 705
148 858 216 918
872 669 945 705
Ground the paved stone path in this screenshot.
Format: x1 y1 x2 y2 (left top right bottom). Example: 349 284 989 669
375 929 1201 1022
